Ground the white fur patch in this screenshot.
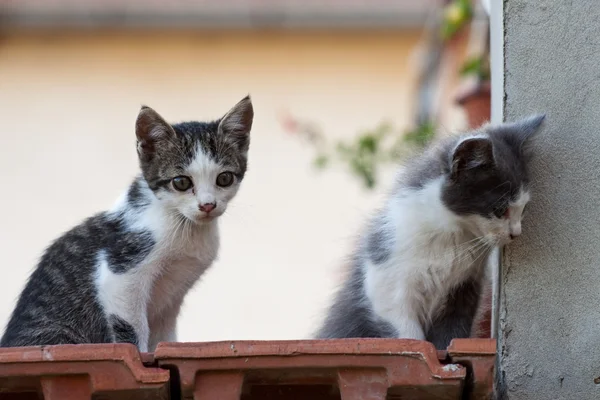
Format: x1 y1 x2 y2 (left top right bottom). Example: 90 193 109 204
95 146 229 351
94 250 152 351
364 177 516 340
507 189 530 238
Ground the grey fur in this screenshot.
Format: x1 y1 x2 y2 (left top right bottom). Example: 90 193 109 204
136 95 252 192
1 96 253 347
316 115 544 348
366 215 394 265
110 314 138 346
426 273 484 349
315 256 397 339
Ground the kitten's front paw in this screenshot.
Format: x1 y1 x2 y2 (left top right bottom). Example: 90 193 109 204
397 333 426 341
395 320 425 341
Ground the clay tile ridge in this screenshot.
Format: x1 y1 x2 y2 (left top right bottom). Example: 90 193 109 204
155 338 466 379
0 343 168 384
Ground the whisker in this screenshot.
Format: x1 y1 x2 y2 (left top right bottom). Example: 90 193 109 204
448 237 488 265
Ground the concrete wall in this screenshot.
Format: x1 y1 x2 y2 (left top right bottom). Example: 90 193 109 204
0 30 467 342
500 1 600 398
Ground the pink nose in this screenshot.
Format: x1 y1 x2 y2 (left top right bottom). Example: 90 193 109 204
199 203 216 213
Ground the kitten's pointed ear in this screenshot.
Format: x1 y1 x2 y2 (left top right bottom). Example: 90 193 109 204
136 106 176 161
451 137 494 179
494 113 545 154
506 113 545 138
218 95 253 150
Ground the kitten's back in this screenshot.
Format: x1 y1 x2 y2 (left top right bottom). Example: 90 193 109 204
1 211 145 347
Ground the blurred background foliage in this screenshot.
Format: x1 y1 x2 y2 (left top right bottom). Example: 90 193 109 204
282 0 489 190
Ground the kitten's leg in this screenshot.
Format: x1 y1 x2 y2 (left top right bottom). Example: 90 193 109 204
391 315 426 339
165 322 178 342
108 303 150 352
148 307 179 352
119 294 151 352
109 314 148 350
426 276 483 350
365 264 425 340
95 261 151 352
130 313 150 352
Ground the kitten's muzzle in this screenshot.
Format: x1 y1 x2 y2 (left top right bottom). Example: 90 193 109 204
199 202 216 214
509 223 522 240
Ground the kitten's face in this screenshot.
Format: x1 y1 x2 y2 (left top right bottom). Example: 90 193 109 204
441 115 545 245
461 188 530 246
152 142 243 223
135 96 253 224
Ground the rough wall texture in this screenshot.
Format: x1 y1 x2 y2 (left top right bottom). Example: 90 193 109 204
501 0 600 398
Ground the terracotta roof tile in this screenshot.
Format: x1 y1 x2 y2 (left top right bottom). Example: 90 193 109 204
0 338 496 399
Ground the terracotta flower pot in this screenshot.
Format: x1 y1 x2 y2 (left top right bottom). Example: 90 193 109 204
456 80 492 128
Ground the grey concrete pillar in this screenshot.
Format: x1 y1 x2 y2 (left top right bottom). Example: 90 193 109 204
498 1 600 398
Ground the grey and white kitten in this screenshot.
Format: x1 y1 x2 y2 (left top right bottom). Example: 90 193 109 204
1 96 253 351
316 115 544 349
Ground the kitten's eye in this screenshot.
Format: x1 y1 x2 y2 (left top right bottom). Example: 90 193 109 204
493 206 508 219
216 172 234 188
172 176 193 192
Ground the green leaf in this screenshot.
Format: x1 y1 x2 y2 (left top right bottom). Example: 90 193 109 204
286 114 440 190
441 0 473 40
349 156 376 189
357 135 378 154
404 121 436 148
313 154 330 169
460 56 491 80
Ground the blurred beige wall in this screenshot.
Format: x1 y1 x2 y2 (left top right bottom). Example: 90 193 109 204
0 30 462 341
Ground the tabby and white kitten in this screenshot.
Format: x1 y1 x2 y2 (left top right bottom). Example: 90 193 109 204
1 96 253 351
316 115 544 349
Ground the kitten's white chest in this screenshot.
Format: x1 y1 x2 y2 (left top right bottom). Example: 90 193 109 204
148 255 210 317
148 223 219 318
365 179 490 339
420 234 484 287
